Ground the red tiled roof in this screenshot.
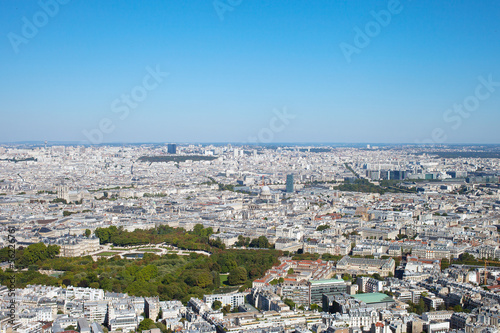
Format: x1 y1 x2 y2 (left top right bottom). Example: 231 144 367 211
487 285 500 290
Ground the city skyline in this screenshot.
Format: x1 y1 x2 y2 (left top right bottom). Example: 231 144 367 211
2 1 500 144
3 2 500 328
2 141 500 332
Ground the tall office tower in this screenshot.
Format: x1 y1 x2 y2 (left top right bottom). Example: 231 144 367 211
167 144 177 154
286 174 294 193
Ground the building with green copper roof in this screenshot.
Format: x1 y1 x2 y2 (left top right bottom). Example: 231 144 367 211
352 292 395 309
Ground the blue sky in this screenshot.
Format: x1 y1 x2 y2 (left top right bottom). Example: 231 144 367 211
1 0 500 144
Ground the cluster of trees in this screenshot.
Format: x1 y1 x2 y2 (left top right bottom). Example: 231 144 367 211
269 277 284 285
143 193 168 198
0 268 57 288
234 235 272 249
0 157 36 163
250 236 271 248
210 301 234 315
228 267 247 285
342 231 359 240
88 186 124 193
405 293 470 315
288 251 399 269
344 163 360 178
218 183 235 191
292 250 345 262
310 304 322 311
95 226 122 244
214 250 279 281
191 224 213 238
440 253 500 269
0 228 281 305
284 298 295 309
316 225 330 231
234 236 250 247
407 298 430 315
200 177 218 185
336 179 387 194
0 243 60 269
94 224 219 251
433 212 448 216
342 273 352 282
336 178 416 194
282 299 321 312
137 318 174 333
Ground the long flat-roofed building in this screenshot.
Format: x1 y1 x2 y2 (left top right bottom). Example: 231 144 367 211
336 256 395 277
352 293 395 309
203 292 247 310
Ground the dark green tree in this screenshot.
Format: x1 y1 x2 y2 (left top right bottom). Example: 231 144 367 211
228 267 247 285
211 271 221 289
212 300 222 311
222 304 231 314
138 318 155 331
342 273 352 281
316 225 330 231
310 304 322 312
258 236 270 248
284 298 295 309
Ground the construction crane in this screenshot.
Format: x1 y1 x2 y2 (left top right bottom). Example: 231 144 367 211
480 259 500 285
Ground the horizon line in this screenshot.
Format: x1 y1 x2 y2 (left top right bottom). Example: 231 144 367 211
2 141 500 146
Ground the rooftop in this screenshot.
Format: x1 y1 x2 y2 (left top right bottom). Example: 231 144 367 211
352 293 395 304
309 278 345 285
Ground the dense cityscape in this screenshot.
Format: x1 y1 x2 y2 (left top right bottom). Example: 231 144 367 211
1 143 500 332
3 0 499 332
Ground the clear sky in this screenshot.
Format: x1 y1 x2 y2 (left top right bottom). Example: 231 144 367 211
1 0 500 144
